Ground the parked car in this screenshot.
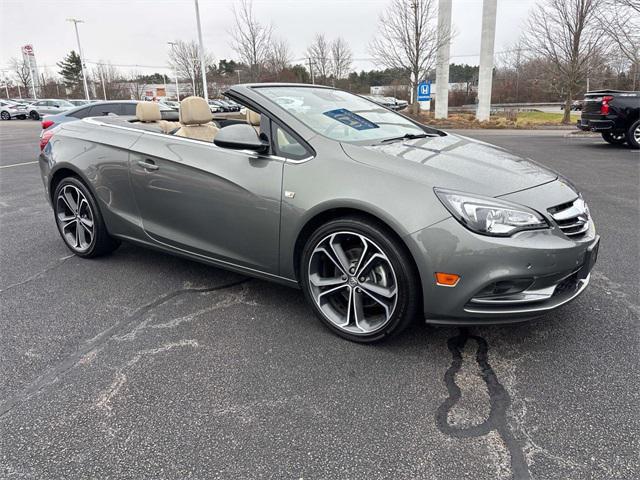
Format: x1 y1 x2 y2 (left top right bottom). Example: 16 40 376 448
160 100 180 110
216 99 241 112
208 99 236 113
41 100 179 130
68 99 91 107
39 84 599 343
0 100 28 120
207 100 224 113
577 89 640 149
27 99 75 120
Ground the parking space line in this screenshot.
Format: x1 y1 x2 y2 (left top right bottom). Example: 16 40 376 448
0 161 38 169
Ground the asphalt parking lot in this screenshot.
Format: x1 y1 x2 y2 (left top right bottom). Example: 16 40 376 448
0 120 638 479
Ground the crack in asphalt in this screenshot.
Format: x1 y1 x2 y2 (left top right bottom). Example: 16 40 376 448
0 277 251 419
0 254 75 294
436 328 531 480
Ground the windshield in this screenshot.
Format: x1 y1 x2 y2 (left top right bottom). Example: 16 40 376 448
257 86 425 143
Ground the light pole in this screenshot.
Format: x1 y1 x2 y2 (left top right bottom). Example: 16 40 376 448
435 0 452 119
67 18 91 101
476 0 497 121
167 42 181 101
193 0 209 99
98 65 107 100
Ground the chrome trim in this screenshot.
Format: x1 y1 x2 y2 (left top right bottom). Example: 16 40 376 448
549 197 590 238
464 274 590 315
470 284 556 305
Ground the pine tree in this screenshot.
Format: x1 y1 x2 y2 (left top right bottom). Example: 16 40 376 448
57 51 84 96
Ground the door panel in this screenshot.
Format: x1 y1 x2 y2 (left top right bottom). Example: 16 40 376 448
128 133 284 274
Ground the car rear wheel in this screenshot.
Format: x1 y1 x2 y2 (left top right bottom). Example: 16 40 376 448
601 132 627 145
53 177 120 258
627 120 640 150
300 217 420 343
1 111 10 120
29 110 39 120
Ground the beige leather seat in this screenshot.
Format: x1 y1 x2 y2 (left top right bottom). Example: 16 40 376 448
175 96 219 142
246 109 261 134
158 120 181 134
136 102 162 123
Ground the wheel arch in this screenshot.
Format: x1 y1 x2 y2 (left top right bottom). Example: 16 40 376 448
291 205 424 300
49 164 95 204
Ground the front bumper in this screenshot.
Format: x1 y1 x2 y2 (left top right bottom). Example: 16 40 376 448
407 207 598 325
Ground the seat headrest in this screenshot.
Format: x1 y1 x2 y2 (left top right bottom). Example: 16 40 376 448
246 109 261 126
179 96 213 125
136 102 161 122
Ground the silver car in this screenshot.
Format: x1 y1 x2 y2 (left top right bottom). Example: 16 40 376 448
27 99 75 120
0 100 28 120
38 84 599 343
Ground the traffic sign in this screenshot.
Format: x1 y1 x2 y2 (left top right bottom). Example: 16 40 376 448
417 81 431 101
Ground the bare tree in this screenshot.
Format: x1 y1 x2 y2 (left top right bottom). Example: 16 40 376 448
524 0 604 123
127 71 148 100
306 34 331 84
10 57 32 92
599 0 640 89
92 63 128 100
265 37 293 79
230 0 272 82
168 40 213 96
330 37 353 85
369 0 450 112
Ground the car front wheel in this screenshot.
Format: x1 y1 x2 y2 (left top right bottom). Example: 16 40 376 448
53 177 120 258
1 111 10 120
300 217 420 343
29 110 39 120
601 132 627 145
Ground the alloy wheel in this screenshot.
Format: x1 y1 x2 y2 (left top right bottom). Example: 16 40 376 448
1 111 10 120
635 125 640 144
308 231 398 334
55 184 95 253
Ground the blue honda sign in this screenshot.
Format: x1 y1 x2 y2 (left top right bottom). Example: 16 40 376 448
417 81 431 101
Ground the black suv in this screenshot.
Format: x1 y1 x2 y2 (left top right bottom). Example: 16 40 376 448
577 90 640 149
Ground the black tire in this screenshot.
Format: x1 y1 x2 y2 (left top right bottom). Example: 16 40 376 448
601 131 627 145
29 110 39 120
300 216 421 343
1 111 10 120
626 119 640 150
53 176 120 258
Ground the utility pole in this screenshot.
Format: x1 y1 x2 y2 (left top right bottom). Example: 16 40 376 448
476 0 497 121
435 0 452 119
2 72 9 98
67 18 91 101
194 0 209 99
167 42 181 101
98 66 107 100
307 58 315 84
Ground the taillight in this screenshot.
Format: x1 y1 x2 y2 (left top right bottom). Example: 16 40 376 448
41 119 54 129
40 129 55 151
600 95 613 115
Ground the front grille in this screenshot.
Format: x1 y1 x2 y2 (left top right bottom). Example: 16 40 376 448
548 197 590 239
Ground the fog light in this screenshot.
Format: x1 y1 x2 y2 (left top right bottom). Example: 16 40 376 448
435 272 461 287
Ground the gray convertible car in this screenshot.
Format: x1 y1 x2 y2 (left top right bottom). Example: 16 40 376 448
39 84 599 342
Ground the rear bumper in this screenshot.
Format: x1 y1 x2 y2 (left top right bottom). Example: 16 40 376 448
576 118 616 132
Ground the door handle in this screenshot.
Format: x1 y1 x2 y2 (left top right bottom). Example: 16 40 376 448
137 159 159 171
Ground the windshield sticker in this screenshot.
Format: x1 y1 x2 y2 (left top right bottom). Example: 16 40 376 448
323 109 380 131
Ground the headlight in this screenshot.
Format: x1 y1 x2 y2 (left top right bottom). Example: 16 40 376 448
434 188 548 237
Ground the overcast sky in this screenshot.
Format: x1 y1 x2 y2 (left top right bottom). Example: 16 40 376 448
0 0 537 76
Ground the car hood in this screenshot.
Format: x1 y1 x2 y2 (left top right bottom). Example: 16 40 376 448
341 132 557 197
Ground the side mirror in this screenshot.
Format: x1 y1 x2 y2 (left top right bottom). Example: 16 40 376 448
54 104 60 108
214 124 268 153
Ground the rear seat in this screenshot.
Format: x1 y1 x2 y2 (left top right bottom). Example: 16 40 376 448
135 102 162 131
